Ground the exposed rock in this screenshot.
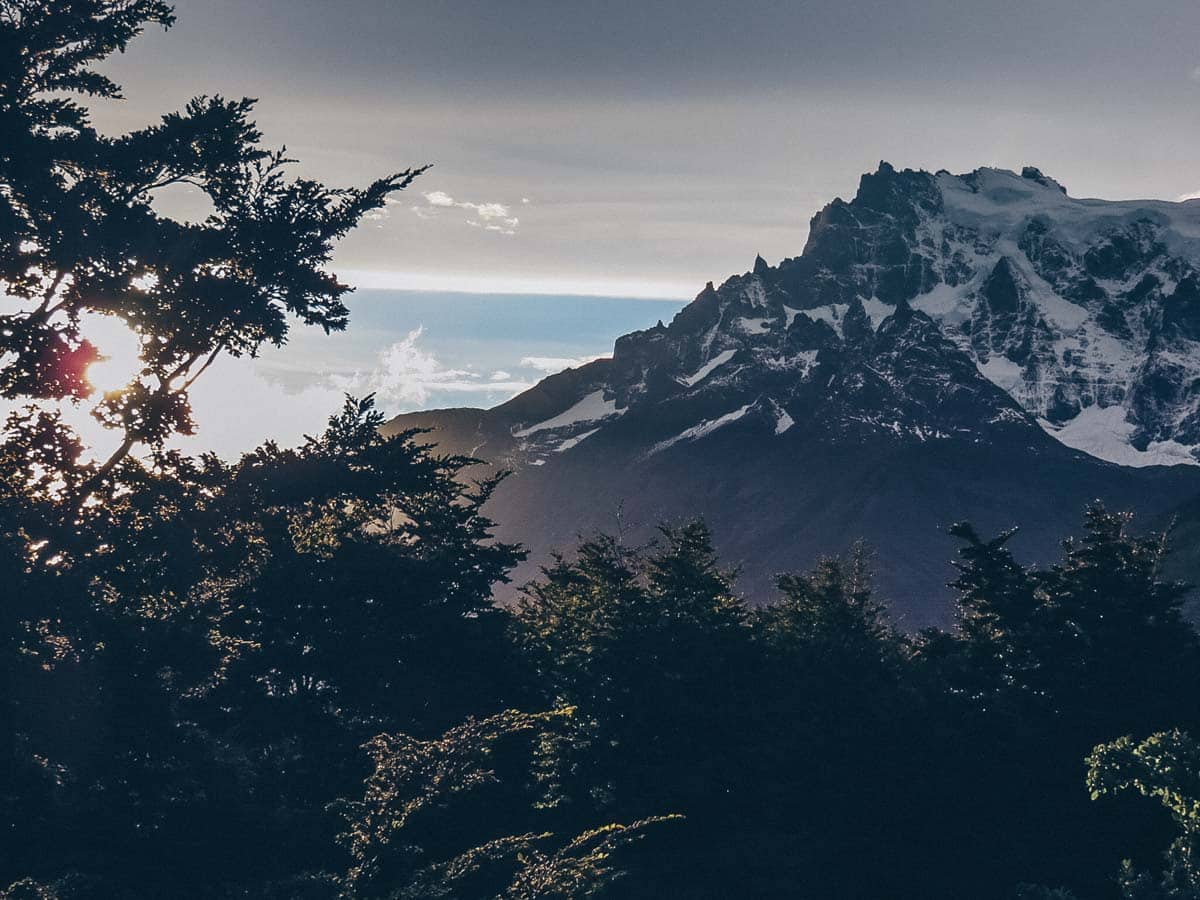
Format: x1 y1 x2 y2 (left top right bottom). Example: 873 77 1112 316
383 163 1200 623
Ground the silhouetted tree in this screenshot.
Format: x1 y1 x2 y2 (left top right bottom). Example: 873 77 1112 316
1 0 423 496
747 547 919 898
909 506 1200 898
0 1 452 892
514 522 752 815
337 708 677 899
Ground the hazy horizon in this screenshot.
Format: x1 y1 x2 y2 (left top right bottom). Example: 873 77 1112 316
64 289 687 460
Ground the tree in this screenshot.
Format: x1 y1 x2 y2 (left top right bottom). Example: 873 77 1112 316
0 2 444 891
1039 507 1199 735
189 397 526 863
907 506 1200 898
936 520 1043 709
931 506 1200 732
212 396 524 732
513 522 751 817
1088 730 1200 899
754 544 897 675
336 708 677 899
0 0 425 525
748 547 920 898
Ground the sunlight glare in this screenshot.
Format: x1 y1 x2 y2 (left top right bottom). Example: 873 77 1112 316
84 314 143 395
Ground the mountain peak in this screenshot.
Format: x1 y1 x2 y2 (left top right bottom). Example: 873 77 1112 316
496 164 1200 467
383 162 1200 617
1020 165 1068 194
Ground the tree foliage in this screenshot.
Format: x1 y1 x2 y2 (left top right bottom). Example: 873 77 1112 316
1088 730 1200 899
7 4 1200 899
338 707 678 899
0 0 426 520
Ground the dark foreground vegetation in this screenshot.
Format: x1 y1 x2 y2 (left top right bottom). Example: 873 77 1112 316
5 3 1200 898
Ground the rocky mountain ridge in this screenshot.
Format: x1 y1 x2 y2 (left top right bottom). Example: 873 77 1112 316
484 164 1200 468
384 164 1200 623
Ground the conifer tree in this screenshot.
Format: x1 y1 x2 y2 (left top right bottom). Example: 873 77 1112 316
514 522 752 816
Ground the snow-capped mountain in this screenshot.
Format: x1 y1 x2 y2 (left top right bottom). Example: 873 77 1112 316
385 164 1200 624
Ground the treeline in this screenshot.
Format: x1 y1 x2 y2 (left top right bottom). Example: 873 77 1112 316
4 397 1200 899
5 3 1200 898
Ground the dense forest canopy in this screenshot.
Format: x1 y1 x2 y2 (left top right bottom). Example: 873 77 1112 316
4 3 1200 899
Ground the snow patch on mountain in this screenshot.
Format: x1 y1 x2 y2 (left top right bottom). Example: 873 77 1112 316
805 304 851 336
1039 406 1198 467
682 349 737 386
975 355 1024 394
861 297 893 329
911 283 971 321
649 403 754 455
774 408 795 434
736 317 772 334
554 428 600 452
513 390 621 437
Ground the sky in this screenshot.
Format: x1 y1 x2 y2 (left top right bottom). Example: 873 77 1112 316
183 292 685 456
63 0 1200 455
88 0 1200 298
58 291 684 459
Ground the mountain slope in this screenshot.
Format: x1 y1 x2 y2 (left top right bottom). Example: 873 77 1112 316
385 164 1200 625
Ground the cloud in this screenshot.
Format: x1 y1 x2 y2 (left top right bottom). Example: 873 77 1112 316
472 202 509 219
24 328 559 463
329 328 534 414
519 354 607 375
182 331 536 457
424 190 456 207
416 190 521 234
466 219 519 234
354 191 522 233
334 327 468 407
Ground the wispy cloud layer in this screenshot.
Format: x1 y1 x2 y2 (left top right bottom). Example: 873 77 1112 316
415 190 521 234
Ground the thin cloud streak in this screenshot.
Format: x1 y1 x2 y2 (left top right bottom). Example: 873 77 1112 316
418 190 520 234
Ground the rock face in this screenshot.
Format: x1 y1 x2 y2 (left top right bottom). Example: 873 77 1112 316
385 164 1200 626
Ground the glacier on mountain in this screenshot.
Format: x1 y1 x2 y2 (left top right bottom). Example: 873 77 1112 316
530 163 1200 467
